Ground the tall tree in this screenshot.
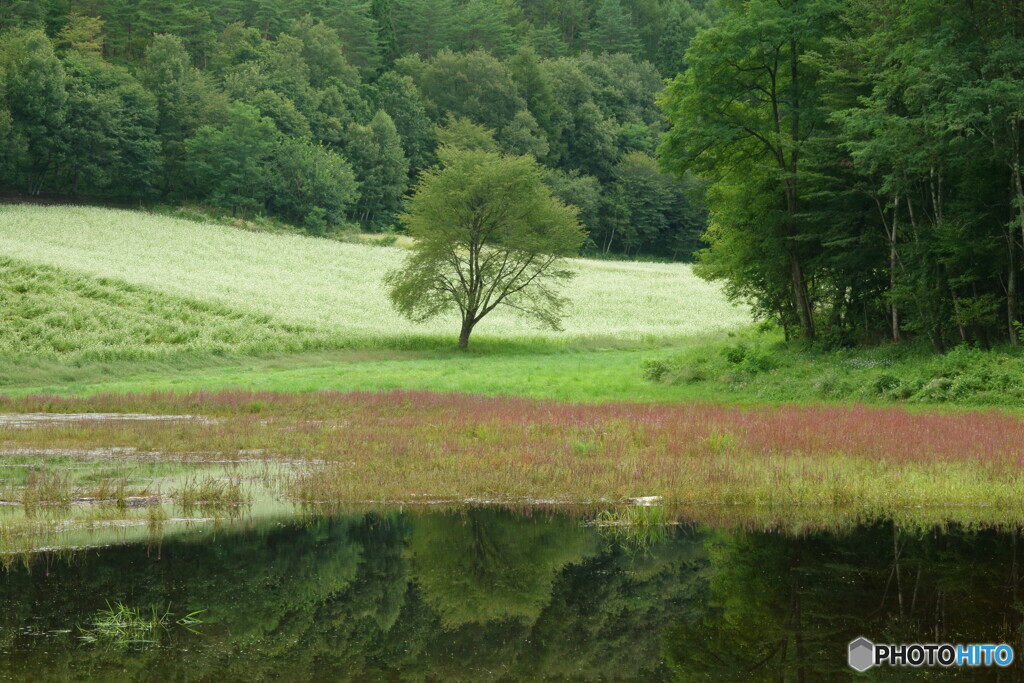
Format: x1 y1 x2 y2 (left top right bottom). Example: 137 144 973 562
372 71 435 176
318 0 382 77
185 102 281 215
394 0 455 59
268 138 358 231
0 29 68 194
500 110 549 158
587 0 641 56
344 109 409 228
434 113 499 153
508 46 561 160
452 0 514 57
414 49 525 132
659 0 841 339
927 0 1024 344
140 34 224 194
654 4 709 77
386 147 585 348
56 52 161 198
287 15 360 89
370 0 399 65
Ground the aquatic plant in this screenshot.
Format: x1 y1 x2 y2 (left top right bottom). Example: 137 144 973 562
17 466 72 506
78 602 203 647
595 505 670 548
173 473 249 512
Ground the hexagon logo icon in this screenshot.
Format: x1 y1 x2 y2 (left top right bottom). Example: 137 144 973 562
849 637 875 672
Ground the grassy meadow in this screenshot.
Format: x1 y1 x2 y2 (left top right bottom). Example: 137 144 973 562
0 205 749 351
0 203 1021 409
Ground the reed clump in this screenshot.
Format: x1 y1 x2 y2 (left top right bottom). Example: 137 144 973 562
595 505 670 548
78 602 203 647
173 473 249 513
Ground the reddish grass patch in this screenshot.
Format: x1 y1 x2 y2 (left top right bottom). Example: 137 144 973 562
1 390 1023 507
3 390 1020 462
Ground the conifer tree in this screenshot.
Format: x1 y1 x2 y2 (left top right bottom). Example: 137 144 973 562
587 0 641 56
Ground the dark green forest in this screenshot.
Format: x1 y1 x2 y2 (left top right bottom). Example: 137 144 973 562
660 0 1024 347
2 0 1024 348
0 0 712 260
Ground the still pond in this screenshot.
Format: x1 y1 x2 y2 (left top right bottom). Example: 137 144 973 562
1 507 1023 681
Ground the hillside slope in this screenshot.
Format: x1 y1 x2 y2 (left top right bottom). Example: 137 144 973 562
0 205 749 347
0 257 334 361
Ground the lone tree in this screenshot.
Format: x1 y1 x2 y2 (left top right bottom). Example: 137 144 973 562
386 147 585 349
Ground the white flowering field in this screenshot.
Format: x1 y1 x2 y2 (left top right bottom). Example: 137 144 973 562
0 205 750 349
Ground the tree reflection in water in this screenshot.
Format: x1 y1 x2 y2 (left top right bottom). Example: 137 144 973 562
0 510 1021 681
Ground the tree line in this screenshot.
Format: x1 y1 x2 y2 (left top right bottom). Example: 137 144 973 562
7 0 1019 350
660 0 1024 348
0 0 711 258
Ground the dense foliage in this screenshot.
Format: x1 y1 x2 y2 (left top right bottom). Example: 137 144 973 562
645 332 1024 406
660 0 1024 347
0 0 711 258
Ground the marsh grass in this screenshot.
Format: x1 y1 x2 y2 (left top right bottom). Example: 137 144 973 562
1 466 156 508
147 502 170 523
173 472 249 513
4 390 1024 524
594 505 670 548
16 466 72 506
78 602 203 647
0 507 158 567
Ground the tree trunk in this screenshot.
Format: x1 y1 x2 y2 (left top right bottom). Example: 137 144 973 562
603 226 615 254
1008 227 1019 344
890 242 900 341
1010 138 1024 343
786 38 814 342
784 180 814 341
889 194 901 342
789 250 814 340
458 316 475 350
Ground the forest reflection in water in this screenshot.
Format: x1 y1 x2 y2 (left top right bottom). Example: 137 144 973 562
0 508 1023 681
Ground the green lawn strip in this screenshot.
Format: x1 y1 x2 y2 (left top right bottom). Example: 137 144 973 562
3 339 1024 413
0 348 703 402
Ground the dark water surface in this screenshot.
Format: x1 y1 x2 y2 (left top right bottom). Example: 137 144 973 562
1 509 1023 681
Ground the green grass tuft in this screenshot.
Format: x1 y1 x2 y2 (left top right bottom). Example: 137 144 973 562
78 602 204 647
173 472 249 513
595 505 670 548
